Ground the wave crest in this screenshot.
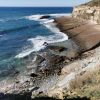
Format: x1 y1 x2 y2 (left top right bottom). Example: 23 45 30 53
15 13 71 58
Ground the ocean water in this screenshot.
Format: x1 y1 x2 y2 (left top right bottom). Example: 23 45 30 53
0 7 73 79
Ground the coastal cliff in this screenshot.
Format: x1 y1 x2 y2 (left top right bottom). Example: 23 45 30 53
72 0 100 24
46 0 100 99
0 1 100 100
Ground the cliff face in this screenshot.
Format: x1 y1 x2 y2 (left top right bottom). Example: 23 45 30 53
72 0 100 24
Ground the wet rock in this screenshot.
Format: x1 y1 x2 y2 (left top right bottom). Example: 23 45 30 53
30 73 38 77
0 69 19 78
43 42 49 46
38 60 47 72
47 45 67 52
34 54 45 65
26 54 45 73
44 54 65 66
47 40 80 59
40 15 51 19
13 70 20 76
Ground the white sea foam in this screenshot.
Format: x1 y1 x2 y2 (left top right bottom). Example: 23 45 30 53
15 33 67 58
0 17 24 23
42 19 54 24
26 14 43 21
15 13 71 58
0 19 4 22
0 19 8 22
26 13 71 21
0 35 3 37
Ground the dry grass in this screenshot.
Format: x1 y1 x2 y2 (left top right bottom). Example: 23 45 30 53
69 67 100 100
70 71 94 90
83 0 100 7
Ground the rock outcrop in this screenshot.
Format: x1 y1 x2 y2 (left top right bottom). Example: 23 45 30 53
72 0 100 24
46 0 100 99
0 1 100 100
55 16 100 52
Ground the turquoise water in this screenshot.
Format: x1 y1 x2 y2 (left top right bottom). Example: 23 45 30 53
0 7 73 78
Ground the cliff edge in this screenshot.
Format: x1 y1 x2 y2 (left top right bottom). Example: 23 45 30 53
72 0 100 24
46 1 100 100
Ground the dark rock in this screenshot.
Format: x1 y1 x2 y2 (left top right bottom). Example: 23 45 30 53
14 70 20 75
43 42 49 46
34 55 45 65
0 69 19 78
16 81 20 84
47 45 67 52
40 15 51 19
31 87 40 91
22 53 35 61
36 52 66 75
38 91 43 94
30 73 38 77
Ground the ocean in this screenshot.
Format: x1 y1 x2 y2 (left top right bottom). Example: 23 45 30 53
0 7 73 79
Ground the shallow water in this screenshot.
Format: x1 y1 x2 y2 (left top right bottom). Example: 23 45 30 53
0 7 73 79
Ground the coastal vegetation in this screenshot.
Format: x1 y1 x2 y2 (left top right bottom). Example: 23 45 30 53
69 66 100 100
86 0 100 6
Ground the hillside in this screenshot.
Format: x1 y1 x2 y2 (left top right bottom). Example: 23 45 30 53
45 0 100 100
86 0 100 6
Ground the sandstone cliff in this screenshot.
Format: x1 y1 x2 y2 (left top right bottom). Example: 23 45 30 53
72 0 100 24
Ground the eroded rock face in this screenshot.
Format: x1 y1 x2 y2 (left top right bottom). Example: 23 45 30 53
47 46 100 99
72 1 100 24
55 16 100 52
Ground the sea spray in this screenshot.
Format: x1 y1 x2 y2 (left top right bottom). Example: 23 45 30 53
15 14 69 58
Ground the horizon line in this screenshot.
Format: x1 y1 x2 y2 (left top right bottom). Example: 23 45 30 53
0 6 74 8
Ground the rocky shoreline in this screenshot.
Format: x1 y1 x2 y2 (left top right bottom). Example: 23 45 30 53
55 16 100 52
0 1 100 99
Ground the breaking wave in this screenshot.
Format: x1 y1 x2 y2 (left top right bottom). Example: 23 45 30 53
15 13 71 58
